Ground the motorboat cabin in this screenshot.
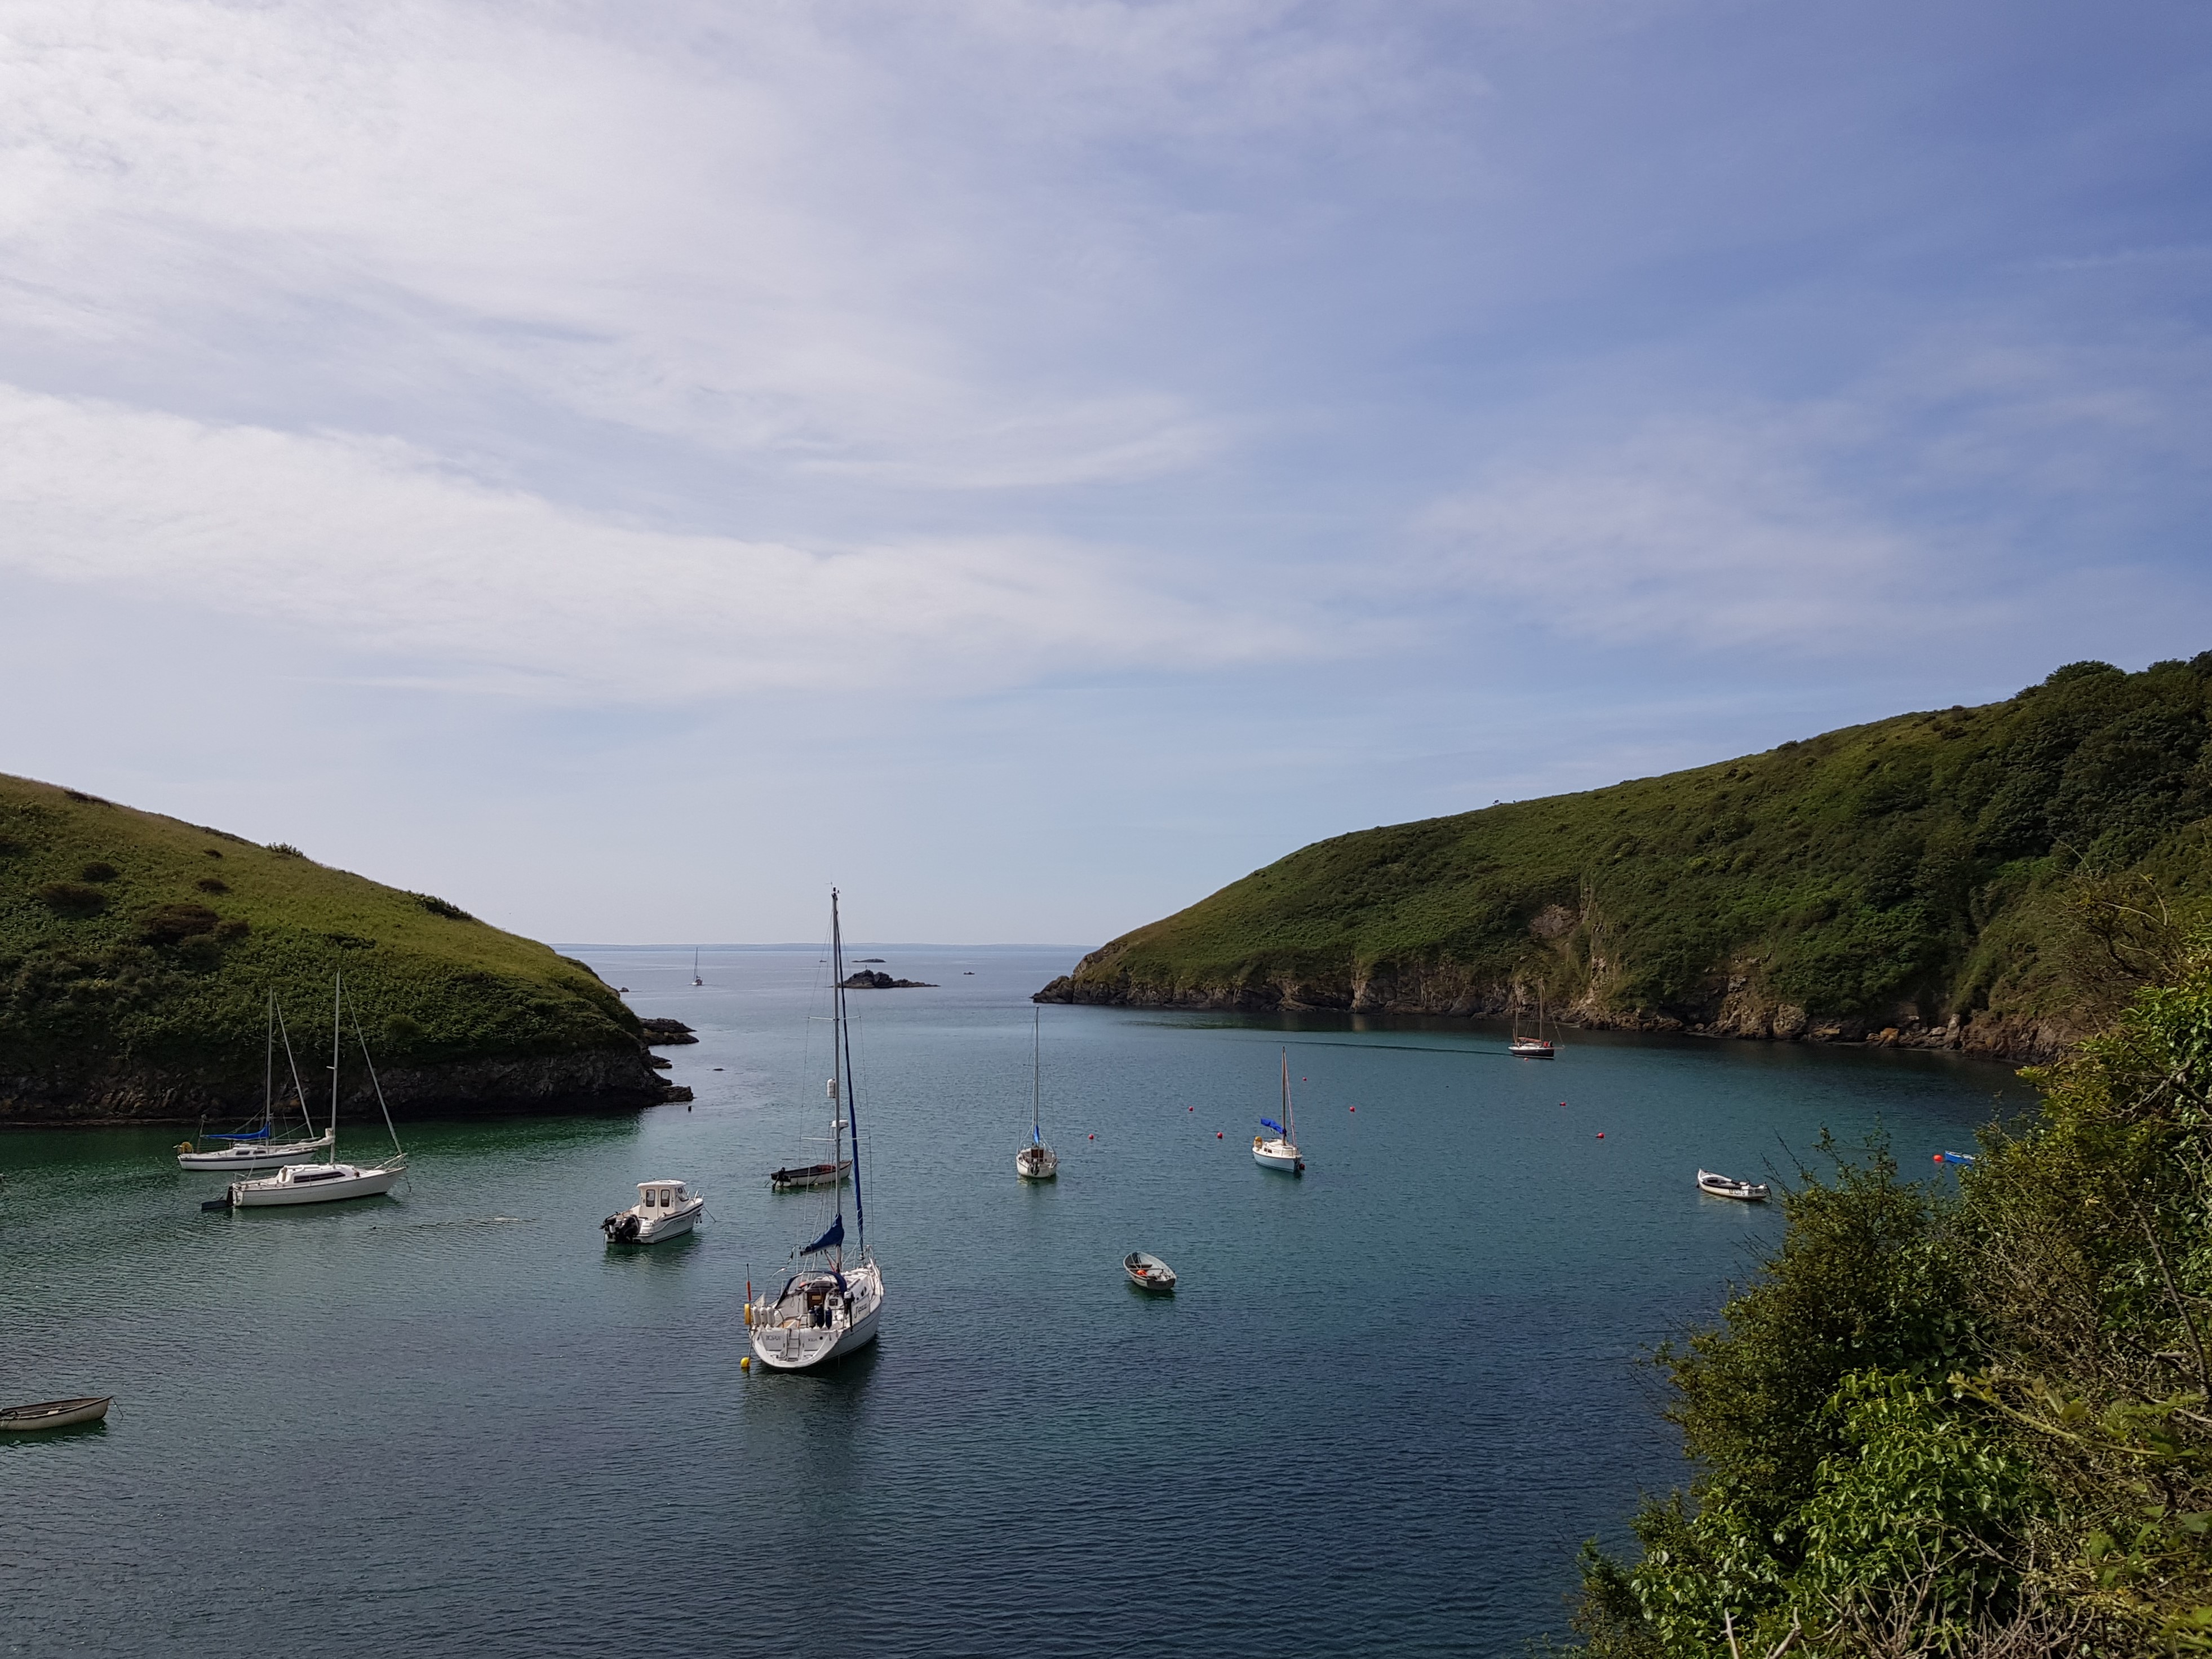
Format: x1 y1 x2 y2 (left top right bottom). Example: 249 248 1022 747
602 1179 705 1245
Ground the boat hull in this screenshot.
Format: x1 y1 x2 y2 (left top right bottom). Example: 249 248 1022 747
1508 1041 1554 1058
1016 1148 1058 1180
605 1198 704 1244
1252 1136 1304 1173
1123 1252 1176 1292
0 1396 111 1431
228 1162 402 1207
769 1161 851 1191
1696 1169 1770 1202
178 1135 335 1172
748 1263 884 1371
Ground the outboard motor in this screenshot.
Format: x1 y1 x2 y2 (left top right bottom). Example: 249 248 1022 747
601 1211 641 1244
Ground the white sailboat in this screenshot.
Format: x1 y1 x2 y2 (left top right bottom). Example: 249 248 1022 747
1016 1008 1058 1180
1510 986 1556 1058
693 948 703 987
219 974 407 1209
176 992 335 1171
1253 1050 1305 1174
746 889 884 1372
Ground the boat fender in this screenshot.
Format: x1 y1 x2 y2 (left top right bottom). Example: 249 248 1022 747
175 1141 193 1154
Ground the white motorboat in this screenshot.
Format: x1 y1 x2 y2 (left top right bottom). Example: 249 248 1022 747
1124 1251 1177 1293
1252 1050 1305 1174
1016 1007 1058 1180
176 992 335 1170
602 1179 705 1244
218 974 406 1211
747 889 885 1373
0 1395 112 1431
1697 1168 1770 1202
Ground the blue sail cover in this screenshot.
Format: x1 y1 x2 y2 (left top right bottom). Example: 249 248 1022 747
1030 1124 1043 1144
800 1215 845 1256
1260 1118 1283 1134
212 1127 273 1140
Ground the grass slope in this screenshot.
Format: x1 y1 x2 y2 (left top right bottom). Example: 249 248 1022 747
0 773 648 1113
1050 656 2212 1047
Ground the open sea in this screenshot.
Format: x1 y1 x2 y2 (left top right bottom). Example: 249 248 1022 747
0 945 2032 1658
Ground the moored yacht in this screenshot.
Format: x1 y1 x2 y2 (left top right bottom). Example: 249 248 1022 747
1016 1007 1057 1180
219 975 406 1210
176 993 334 1171
1252 1050 1305 1174
746 890 885 1372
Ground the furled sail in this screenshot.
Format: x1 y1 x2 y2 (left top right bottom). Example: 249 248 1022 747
800 1215 845 1256
1260 1118 1283 1134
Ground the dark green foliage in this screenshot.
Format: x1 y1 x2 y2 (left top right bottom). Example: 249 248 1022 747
0 772 641 1104
1070 656 2212 1034
411 892 475 922
78 861 117 882
37 881 106 915
266 842 304 858
1572 936 2212 1655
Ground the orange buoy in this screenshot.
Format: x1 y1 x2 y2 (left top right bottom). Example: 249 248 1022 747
1931 1153 1943 1163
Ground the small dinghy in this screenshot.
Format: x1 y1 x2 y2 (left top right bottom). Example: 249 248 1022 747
1697 1168 1770 1202
1 1396 111 1432
769 1159 851 1191
1124 1251 1177 1293
602 1179 704 1245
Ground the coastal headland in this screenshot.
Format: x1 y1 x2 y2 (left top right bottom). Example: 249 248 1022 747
1038 656 2212 1063
0 773 671 1124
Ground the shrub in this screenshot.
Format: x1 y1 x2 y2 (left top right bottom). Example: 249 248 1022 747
138 903 221 944
201 847 223 860
384 1014 424 1044
213 919 250 941
194 877 229 893
411 893 476 922
37 881 107 916
266 842 304 858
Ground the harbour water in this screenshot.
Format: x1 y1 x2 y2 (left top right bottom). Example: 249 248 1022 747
1 946 2030 1657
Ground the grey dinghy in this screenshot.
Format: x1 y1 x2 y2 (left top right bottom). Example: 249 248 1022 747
1 1396 111 1431
1124 1252 1177 1293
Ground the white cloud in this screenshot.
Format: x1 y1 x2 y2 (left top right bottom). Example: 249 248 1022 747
0 384 1306 698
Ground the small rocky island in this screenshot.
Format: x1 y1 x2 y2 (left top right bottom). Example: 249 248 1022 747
839 969 936 989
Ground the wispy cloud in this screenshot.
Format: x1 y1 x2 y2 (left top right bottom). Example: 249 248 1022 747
0 386 1310 698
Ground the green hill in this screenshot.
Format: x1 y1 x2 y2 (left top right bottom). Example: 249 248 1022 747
1039 656 2212 1060
0 773 665 1122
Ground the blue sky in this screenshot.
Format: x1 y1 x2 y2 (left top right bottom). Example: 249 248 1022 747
3 0 2209 943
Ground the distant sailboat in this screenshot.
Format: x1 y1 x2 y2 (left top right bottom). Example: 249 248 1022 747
216 974 407 1209
746 890 885 1372
1016 1008 1058 1180
693 948 703 987
1253 1050 1305 1174
176 992 334 1170
1510 987 1555 1059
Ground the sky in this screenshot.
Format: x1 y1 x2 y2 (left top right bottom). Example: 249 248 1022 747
3 0 2210 945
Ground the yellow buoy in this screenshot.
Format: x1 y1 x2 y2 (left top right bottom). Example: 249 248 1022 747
739 1356 751 1371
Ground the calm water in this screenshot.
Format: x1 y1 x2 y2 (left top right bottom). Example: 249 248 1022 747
1 945 2029 1658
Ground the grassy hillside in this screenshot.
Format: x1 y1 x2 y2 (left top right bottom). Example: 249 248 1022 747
0 773 658 1119
1043 656 2212 1056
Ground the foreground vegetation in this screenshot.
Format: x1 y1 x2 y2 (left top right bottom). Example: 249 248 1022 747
1567 922 2212 1656
0 773 651 1117
1048 657 2212 1055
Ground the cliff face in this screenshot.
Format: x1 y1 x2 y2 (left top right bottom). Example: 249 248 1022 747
1039 656 2212 1064
0 1047 675 1126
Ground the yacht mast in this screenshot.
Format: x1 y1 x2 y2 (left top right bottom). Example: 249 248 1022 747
837 892 866 1254
329 972 343 1143
1031 1008 1041 1140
